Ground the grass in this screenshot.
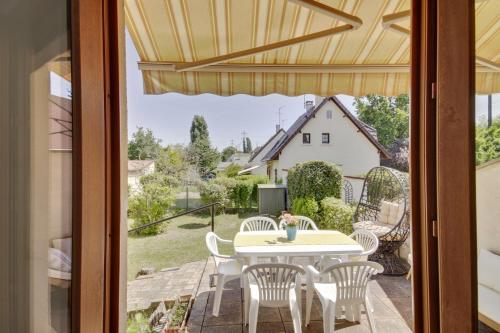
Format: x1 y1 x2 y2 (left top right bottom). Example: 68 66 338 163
128 212 255 280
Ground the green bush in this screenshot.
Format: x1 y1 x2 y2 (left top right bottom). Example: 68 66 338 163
476 119 500 165
236 174 269 206
128 180 174 235
140 172 180 189
200 181 228 207
317 197 354 235
287 161 342 203
291 197 319 219
230 180 254 209
223 163 242 177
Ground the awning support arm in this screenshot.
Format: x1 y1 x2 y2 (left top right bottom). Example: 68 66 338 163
175 24 353 72
286 0 362 28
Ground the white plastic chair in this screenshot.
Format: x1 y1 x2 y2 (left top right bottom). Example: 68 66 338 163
279 215 319 230
279 216 318 265
305 261 384 333
205 232 243 316
348 230 379 261
319 229 379 269
240 216 278 232
243 263 304 333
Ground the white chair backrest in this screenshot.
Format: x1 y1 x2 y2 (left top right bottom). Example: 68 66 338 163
279 215 318 230
244 264 304 303
349 230 379 256
205 232 220 257
240 216 278 232
321 262 383 303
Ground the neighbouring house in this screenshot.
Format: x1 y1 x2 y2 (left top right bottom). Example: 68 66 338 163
216 152 251 172
128 160 155 192
259 96 390 184
239 128 287 176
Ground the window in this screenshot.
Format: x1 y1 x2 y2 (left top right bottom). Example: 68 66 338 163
326 110 333 119
302 133 311 144
322 133 330 144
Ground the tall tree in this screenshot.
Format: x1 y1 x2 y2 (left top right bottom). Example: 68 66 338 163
245 137 253 153
190 115 209 144
221 146 237 162
187 115 220 176
128 127 162 160
186 139 220 177
354 94 409 148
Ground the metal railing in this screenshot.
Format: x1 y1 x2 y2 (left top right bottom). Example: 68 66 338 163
128 201 222 234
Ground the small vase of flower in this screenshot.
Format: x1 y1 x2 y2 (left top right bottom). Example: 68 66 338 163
281 212 298 241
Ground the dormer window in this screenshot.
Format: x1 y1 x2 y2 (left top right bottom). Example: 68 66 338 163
302 133 311 144
322 133 330 144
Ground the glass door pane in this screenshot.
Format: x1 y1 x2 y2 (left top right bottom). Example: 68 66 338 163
0 1 73 332
475 0 500 331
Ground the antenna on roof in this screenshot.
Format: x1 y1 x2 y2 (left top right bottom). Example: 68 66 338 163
277 106 285 132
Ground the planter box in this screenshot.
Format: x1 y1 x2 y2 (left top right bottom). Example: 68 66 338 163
162 297 193 333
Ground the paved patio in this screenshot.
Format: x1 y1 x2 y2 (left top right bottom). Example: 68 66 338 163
186 259 413 333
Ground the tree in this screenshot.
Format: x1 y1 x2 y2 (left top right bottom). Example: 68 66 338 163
128 173 174 235
186 115 220 177
128 127 162 160
244 137 253 153
190 115 209 144
156 145 188 179
221 146 237 162
186 139 220 177
354 94 409 148
476 117 500 165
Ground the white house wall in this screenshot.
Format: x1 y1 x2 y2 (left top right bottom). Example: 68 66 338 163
272 100 380 183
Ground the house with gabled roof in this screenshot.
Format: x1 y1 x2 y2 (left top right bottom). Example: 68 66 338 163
258 96 390 184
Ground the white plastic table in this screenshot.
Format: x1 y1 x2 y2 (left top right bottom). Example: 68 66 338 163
234 230 363 265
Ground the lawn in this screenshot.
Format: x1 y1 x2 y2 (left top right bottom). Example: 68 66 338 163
127 212 256 280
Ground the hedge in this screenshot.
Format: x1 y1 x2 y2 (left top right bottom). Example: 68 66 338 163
287 161 343 203
317 197 354 235
291 197 319 219
199 175 269 211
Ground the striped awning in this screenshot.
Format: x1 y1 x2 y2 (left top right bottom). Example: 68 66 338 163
125 0 499 96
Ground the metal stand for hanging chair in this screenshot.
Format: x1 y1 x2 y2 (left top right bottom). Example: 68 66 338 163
352 166 410 276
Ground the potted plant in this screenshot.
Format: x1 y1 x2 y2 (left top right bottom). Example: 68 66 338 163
281 212 298 241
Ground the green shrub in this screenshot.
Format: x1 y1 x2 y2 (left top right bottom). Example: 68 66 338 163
230 180 254 209
287 161 342 203
291 197 319 219
236 174 269 206
200 181 228 208
476 119 500 165
128 180 174 235
140 172 180 189
317 197 354 235
223 163 242 177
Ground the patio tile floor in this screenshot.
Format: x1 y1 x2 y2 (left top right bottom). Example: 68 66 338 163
186 258 413 333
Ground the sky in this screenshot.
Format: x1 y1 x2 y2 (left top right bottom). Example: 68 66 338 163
50 31 499 151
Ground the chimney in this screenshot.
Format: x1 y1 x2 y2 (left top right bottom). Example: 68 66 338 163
276 124 280 133
304 100 314 111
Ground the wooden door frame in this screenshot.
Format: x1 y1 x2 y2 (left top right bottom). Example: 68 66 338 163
71 0 122 332
435 0 477 331
70 0 478 331
412 0 478 332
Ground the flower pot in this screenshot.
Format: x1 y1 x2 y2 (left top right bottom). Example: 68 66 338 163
286 226 297 241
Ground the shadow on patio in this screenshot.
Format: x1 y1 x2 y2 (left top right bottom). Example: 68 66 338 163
186 258 413 333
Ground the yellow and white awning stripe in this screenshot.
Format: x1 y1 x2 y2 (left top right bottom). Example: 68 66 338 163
125 0 499 96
